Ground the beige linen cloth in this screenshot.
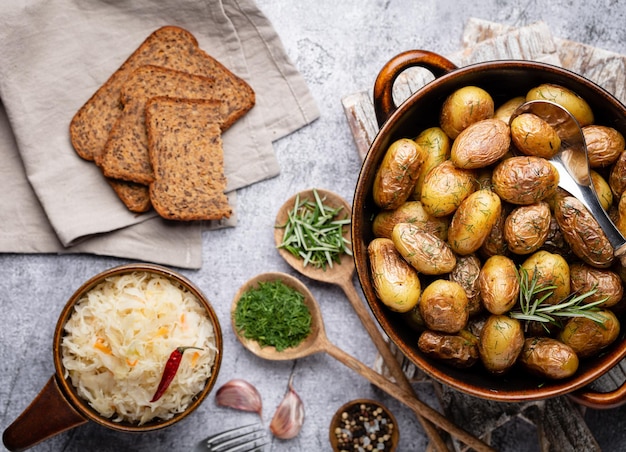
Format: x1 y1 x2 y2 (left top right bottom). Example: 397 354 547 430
0 0 319 269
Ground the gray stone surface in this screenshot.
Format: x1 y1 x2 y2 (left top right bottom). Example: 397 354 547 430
2 1 626 451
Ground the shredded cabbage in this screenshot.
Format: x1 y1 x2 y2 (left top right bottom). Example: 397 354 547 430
61 271 217 425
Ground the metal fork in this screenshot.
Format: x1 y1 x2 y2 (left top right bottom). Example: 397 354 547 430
194 423 268 452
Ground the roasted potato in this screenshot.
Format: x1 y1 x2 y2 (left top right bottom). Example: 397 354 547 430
418 329 479 368
526 83 594 127
582 125 625 168
541 214 574 259
519 337 579 380
479 315 524 374
569 263 623 308
609 150 626 198
479 255 519 315
479 202 512 258
419 279 469 334
591 170 614 211
392 222 456 275
510 113 561 159
368 238 421 313
440 86 495 139
373 138 425 209
503 202 551 255
448 189 502 255
494 96 526 124
450 118 511 169
372 201 448 240
412 127 451 200
520 251 570 305
555 195 615 268
420 160 477 217
449 254 483 316
492 156 559 205
558 310 620 358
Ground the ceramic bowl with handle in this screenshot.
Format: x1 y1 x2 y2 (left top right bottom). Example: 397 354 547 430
352 50 626 407
3 263 223 451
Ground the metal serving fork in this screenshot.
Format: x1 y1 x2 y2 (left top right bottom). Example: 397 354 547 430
194 423 268 452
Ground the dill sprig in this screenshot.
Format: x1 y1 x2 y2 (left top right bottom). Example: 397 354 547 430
277 189 352 270
509 266 608 325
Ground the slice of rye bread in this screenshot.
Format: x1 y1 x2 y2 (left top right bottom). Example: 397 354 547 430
98 65 226 185
107 179 152 213
146 97 232 221
70 25 255 162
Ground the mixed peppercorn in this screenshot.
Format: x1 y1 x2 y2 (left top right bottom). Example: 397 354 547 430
332 401 396 451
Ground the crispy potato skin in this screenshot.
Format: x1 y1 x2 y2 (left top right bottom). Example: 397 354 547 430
503 202 551 255
570 263 623 308
451 118 511 169
558 311 620 358
520 337 579 380
492 156 559 205
526 83 594 126
392 223 456 275
447 189 502 256
420 160 477 217
479 315 524 375
582 125 625 168
479 255 519 315
412 127 451 200
520 251 570 305
419 279 469 334
418 329 479 368
510 113 561 159
373 138 425 210
440 86 494 139
368 238 421 313
555 196 614 268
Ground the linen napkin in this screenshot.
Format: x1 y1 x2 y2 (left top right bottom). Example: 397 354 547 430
0 0 319 269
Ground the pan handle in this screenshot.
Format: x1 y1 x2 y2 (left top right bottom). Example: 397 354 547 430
2 376 87 451
373 50 457 127
568 379 626 409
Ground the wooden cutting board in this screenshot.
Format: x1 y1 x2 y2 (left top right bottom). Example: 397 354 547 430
345 18 626 452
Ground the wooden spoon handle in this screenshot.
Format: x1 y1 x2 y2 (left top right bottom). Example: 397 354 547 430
340 280 450 451
323 339 494 452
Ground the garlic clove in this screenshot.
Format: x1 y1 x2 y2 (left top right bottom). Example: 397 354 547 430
215 379 263 416
270 375 305 439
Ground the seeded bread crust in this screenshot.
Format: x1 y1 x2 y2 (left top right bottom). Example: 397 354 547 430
107 179 152 213
69 26 254 213
146 97 231 221
70 25 255 162
99 65 220 185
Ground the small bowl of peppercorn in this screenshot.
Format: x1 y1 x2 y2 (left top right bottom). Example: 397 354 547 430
329 398 399 452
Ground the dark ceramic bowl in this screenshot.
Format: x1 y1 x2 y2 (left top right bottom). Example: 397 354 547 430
3 264 222 451
352 50 626 407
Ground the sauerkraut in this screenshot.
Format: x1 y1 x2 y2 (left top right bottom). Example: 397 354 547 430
61 271 218 425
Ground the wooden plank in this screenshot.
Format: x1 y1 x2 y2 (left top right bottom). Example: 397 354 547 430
342 21 560 160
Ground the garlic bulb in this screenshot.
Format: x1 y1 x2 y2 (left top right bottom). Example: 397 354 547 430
270 376 305 439
215 379 262 416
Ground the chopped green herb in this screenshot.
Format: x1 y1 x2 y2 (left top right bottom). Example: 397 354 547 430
276 189 352 270
234 281 312 351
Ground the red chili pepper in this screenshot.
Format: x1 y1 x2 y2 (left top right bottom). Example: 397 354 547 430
150 346 202 402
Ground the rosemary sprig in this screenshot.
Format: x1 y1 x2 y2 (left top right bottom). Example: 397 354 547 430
509 266 608 325
277 189 352 270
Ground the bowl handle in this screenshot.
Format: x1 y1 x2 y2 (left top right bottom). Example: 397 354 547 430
373 50 457 127
568 380 626 409
2 375 87 451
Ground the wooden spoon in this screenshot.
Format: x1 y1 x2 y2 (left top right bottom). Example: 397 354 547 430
274 189 449 452
232 272 494 452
